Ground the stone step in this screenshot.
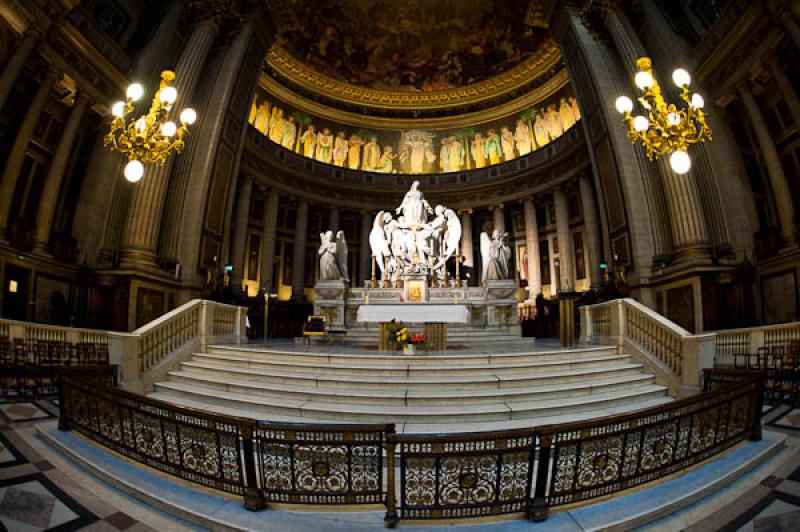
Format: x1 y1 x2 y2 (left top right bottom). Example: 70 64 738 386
177 360 646 391
149 381 668 424
165 369 656 406
190 352 633 377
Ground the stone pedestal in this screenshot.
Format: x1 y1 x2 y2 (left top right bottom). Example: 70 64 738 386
484 280 520 333
313 280 348 328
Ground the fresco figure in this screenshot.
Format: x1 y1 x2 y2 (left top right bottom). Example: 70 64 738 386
300 125 316 158
268 108 285 143
439 137 451 172
407 134 428 174
471 133 487 169
500 126 515 160
347 134 363 169
545 104 564 140
363 136 381 171
514 119 532 155
376 145 396 173
281 116 297 150
333 131 348 166
484 129 503 165
570 97 581 121
533 112 549 149
559 97 576 130
448 136 464 172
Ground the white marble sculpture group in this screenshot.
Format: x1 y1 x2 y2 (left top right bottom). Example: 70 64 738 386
318 230 349 281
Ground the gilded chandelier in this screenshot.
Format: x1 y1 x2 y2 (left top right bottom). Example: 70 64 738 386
615 57 711 174
104 70 197 182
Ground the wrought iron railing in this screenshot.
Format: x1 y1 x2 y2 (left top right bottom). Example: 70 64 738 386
59 369 762 526
714 322 800 366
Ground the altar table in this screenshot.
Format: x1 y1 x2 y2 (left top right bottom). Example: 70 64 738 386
356 304 468 351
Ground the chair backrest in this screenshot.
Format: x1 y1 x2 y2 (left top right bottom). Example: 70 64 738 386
305 315 327 333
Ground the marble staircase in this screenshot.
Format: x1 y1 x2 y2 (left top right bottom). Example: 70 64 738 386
149 344 670 433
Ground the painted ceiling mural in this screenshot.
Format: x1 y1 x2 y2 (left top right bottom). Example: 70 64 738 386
273 0 550 92
247 90 581 175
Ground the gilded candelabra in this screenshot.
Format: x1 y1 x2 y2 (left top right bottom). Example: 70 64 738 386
104 70 197 182
615 57 711 174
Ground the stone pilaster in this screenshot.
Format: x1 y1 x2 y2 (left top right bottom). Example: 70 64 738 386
553 189 575 292
33 93 89 253
360 211 371 285
490 204 506 234
260 189 280 291
578 175 603 288
120 20 220 267
291 200 309 297
0 30 39 113
739 83 796 243
230 176 253 287
0 66 58 236
523 199 542 300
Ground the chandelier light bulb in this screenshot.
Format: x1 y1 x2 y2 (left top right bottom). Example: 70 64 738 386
124 160 144 182
615 96 634 114
161 121 177 137
691 93 705 109
670 150 692 174
111 101 125 118
159 86 177 105
135 117 147 132
633 115 649 132
667 112 681 126
634 71 654 90
672 68 691 87
126 83 144 101
180 108 197 125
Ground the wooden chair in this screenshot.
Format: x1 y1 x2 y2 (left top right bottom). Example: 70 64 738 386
0 336 16 397
303 316 327 345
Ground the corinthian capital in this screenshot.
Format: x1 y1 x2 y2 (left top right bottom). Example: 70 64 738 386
581 0 642 38
182 0 243 38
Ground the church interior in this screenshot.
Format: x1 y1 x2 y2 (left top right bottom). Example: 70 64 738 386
1 1 800 530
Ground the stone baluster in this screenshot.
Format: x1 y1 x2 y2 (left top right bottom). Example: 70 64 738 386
260 190 280 291
230 176 253 288
579 175 603 288
739 83 796 243
120 18 220 266
523 199 542 301
0 66 58 237
33 93 90 253
553 189 575 293
0 30 39 112
360 211 371 285
291 200 309 297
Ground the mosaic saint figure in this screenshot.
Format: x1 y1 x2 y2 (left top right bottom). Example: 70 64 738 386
514 119 532 155
570 96 581 121
316 128 334 163
545 104 564 140
347 134 363 169
533 112 549 148
254 102 270 134
500 126 515 160
559 97 576 130
363 136 381 171
448 136 464 172
471 132 487 168
408 134 428 174
300 125 316 158
333 131 348 166
376 145 396 173
439 137 452 172
281 116 297 150
484 129 503 165
268 107 285 143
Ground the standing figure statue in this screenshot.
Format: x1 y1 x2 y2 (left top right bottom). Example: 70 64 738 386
318 231 341 280
442 207 462 261
370 211 392 281
395 180 431 228
335 230 349 282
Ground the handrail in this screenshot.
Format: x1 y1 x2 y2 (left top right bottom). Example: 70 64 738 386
713 322 800 365
59 367 761 527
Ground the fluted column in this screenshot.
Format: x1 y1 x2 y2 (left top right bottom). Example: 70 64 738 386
579 175 603 288
329 207 340 232
769 59 800 134
0 66 58 236
769 1 800 50
553 189 575 293
230 176 253 287
490 204 505 234
120 20 219 266
360 211 371 285
739 84 796 242
291 200 309 297
0 31 39 113
523 199 542 300
260 190 280 291
33 93 89 253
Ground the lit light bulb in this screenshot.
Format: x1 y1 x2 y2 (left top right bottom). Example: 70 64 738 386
667 112 681 126
691 93 705 109
124 160 144 182
634 71 654 90
161 121 177 137
135 117 147 132
672 68 691 87
111 101 125 118
615 96 633 114
670 150 691 174
180 108 197 125
633 115 649 132
126 83 144 101
159 86 177 105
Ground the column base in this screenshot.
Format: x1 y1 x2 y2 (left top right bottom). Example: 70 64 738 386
118 248 162 270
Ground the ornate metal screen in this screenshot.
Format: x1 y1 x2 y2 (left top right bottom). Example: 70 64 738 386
255 422 391 505
392 429 537 520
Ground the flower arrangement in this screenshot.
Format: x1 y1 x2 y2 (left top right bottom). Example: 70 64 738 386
386 320 427 353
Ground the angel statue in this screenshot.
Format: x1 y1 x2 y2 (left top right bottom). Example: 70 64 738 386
318 231 341 280
335 230 349 282
442 207 462 261
480 229 511 283
369 211 392 281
